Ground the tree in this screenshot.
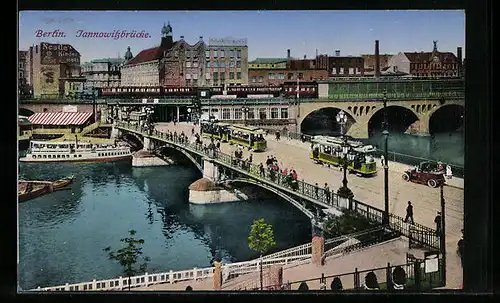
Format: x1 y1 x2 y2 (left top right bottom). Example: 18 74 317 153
103 230 150 290
248 218 276 290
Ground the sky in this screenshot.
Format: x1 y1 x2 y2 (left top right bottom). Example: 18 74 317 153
19 11 465 63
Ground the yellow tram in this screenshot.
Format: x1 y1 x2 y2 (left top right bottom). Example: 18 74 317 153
228 125 267 152
310 135 377 177
200 121 231 142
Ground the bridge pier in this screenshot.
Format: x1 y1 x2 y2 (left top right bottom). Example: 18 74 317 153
143 137 154 151
405 115 431 136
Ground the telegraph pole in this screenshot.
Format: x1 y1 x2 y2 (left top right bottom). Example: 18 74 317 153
382 91 389 224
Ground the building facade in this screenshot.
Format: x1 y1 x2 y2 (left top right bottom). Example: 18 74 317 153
361 54 392 76
388 42 461 78
161 36 207 87
328 53 364 77
206 38 249 86
81 58 124 88
27 42 83 98
248 58 287 86
19 51 28 85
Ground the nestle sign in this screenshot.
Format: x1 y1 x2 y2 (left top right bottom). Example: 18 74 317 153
41 43 80 65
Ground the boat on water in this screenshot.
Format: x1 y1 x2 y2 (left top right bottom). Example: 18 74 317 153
18 182 51 202
18 175 75 202
52 175 74 190
19 140 132 163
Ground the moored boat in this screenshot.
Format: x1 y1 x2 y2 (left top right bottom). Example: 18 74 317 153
19 140 132 164
52 175 74 190
18 182 52 202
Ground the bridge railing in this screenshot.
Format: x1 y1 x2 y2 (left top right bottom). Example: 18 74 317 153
117 122 440 250
326 91 464 101
30 266 215 292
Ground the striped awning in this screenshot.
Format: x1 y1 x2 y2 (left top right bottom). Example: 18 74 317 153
28 112 93 125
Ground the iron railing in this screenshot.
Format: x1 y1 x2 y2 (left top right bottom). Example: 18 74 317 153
117 122 441 251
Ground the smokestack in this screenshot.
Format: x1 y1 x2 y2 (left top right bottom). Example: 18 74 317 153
287 49 291 59
335 50 340 57
316 49 318 57
375 40 380 78
457 47 463 76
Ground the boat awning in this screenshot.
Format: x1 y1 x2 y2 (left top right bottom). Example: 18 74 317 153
28 112 93 126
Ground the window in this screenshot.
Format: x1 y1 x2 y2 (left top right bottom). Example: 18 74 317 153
206 79 211 85
259 108 267 120
192 73 198 79
271 108 279 119
205 73 211 79
186 74 191 79
193 79 198 86
268 73 275 79
236 50 241 58
340 67 344 74
186 79 191 86
280 108 288 119
287 73 293 80
251 76 256 83
206 61 210 68
236 60 241 68
219 62 225 68
234 108 242 119
220 50 225 57
229 50 234 57
213 72 218 80
222 108 231 120
349 67 354 74
205 50 210 58
258 76 264 83
229 61 235 67
298 73 303 80
229 72 235 79
220 72 226 81
193 62 198 68
247 108 255 119
237 72 241 79
278 73 284 79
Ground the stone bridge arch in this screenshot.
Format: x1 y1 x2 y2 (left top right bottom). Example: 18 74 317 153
298 104 358 135
224 178 315 220
427 102 465 134
153 142 203 174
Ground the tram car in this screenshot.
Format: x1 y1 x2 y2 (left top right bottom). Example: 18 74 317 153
101 86 162 98
228 125 267 152
163 87 198 98
310 135 377 177
227 85 282 98
200 121 231 142
282 81 319 99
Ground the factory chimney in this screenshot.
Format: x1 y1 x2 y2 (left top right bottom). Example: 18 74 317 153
287 49 291 59
457 47 463 76
375 40 381 78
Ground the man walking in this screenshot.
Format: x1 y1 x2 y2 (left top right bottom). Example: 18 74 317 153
434 211 442 236
324 183 331 204
380 155 385 167
314 183 319 198
405 201 414 224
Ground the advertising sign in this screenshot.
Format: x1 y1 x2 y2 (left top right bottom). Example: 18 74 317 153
209 37 247 46
39 65 59 95
41 43 80 65
424 252 439 273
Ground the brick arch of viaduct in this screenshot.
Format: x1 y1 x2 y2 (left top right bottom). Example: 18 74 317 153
298 100 464 138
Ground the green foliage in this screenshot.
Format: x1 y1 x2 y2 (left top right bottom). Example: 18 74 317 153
323 210 376 238
103 230 150 278
248 218 276 256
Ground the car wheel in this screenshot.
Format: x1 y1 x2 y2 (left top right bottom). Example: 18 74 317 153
402 173 410 182
427 179 438 188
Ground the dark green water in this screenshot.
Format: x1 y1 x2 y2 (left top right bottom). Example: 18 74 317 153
18 161 311 289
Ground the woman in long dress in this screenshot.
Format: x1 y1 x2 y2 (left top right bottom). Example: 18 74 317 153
446 165 453 179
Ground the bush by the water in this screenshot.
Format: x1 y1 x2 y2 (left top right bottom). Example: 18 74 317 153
323 210 377 238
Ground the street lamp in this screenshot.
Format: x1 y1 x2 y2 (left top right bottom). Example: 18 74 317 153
440 184 447 285
187 107 192 123
242 102 250 125
336 110 354 206
382 90 390 224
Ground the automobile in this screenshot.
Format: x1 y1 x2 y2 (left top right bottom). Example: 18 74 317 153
402 161 446 188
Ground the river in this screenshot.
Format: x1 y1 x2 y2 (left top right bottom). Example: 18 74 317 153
18 161 311 290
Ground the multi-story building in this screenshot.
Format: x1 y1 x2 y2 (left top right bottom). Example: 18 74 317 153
388 42 462 78
161 35 207 87
361 54 392 76
81 58 124 89
328 50 364 77
206 38 248 86
26 42 84 98
121 22 207 87
248 58 287 86
19 51 28 85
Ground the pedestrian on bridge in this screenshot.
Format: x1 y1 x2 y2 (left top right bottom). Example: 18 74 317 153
434 212 442 236
315 183 319 198
381 155 385 166
324 183 331 203
405 201 414 224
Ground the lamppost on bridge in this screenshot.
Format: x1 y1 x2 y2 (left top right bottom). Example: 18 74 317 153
382 90 390 225
336 110 355 206
440 183 447 286
187 108 192 123
242 101 250 126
